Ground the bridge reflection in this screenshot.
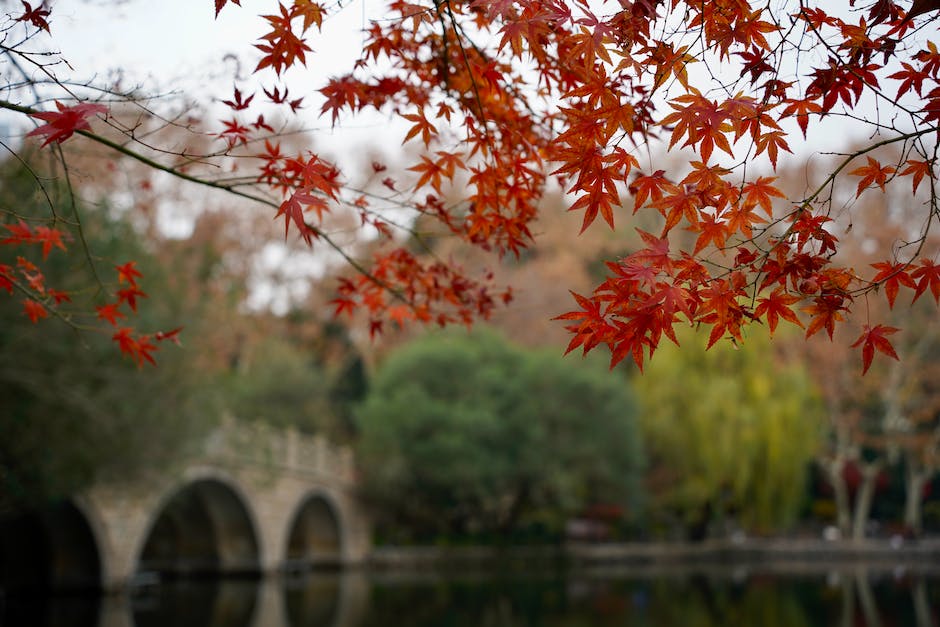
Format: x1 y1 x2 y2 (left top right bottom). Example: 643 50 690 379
56 572 370 627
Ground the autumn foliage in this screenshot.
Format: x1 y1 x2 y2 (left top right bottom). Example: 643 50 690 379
1 0 939 371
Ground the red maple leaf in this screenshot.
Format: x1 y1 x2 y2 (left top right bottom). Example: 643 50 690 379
1 220 33 245
27 101 108 146
116 286 147 312
47 289 70 304
851 324 900 375
115 261 143 287
255 4 312 75
911 259 940 304
96 303 125 326
22 299 47 323
870 261 917 308
275 190 326 245
221 86 254 111
16 1 50 32
331 297 357 318
33 225 66 259
0 265 15 294
112 328 157 367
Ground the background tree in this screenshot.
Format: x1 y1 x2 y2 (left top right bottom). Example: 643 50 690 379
0 157 214 512
633 326 824 538
356 329 644 542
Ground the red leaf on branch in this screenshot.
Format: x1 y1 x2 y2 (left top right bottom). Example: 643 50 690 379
115 261 143 287
2 221 67 258
221 86 254 111
293 0 325 32
899 158 933 194
27 101 108 146
851 324 900 374
755 288 803 336
804 295 847 340
16 1 50 32
22 299 47 323
33 226 66 259
0 265 13 294
112 328 157 367
2 220 34 245
96 303 125 326
255 4 312 75
870 261 917 308
47 289 70 304
911 259 940 304
116 286 147 312
849 157 895 197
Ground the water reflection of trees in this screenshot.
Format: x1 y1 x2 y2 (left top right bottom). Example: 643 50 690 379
7 568 936 627
356 569 939 627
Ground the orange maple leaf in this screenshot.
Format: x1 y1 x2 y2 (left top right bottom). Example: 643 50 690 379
755 288 803 336
899 158 933 194
849 157 895 197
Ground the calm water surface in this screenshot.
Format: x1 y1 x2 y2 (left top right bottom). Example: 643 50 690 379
6 567 939 627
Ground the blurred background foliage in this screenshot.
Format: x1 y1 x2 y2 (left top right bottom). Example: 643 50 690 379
0 158 213 512
1 149 938 542
355 329 644 543
633 326 824 538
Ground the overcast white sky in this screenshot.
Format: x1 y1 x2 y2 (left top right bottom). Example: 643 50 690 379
49 0 371 112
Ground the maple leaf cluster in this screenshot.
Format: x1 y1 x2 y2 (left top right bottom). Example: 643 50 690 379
236 0 939 373
0 218 179 366
4 0 940 373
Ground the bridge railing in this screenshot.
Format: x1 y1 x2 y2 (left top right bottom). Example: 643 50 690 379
204 416 355 484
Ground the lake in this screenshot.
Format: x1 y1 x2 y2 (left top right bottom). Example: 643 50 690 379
5 565 938 627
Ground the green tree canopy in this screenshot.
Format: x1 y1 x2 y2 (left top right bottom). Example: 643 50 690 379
634 327 824 536
356 329 644 542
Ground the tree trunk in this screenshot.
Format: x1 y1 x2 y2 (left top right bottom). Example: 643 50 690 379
827 458 852 537
852 461 881 541
903 464 928 537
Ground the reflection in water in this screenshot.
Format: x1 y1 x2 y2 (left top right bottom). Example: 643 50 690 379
132 578 257 627
284 575 340 627
2 567 938 627
1 592 99 627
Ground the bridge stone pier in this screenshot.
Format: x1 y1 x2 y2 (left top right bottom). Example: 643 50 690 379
1 418 370 593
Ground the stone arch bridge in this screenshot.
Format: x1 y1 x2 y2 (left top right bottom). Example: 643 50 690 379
1 419 370 592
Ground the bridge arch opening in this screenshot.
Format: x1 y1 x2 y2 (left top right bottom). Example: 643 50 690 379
138 478 259 578
285 493 342 570
0 500 101 593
